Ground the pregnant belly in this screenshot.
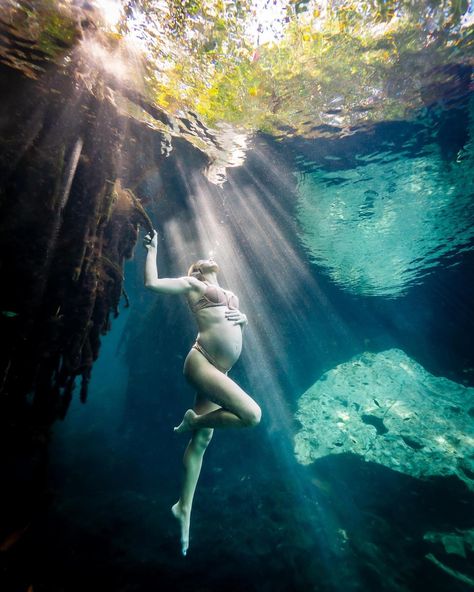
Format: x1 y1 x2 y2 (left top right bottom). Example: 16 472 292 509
197 322 243 369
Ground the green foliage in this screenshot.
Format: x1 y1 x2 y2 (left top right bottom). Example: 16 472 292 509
4 0 81 57
4 0 473 137
128 0 473 135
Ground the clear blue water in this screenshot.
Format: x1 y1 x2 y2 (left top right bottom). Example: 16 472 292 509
0 5 473 592
44 102 474 591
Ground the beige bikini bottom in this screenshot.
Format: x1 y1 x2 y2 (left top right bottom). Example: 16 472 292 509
192 340 229 374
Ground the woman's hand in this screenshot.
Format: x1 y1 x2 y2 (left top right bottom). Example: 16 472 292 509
225 308 248 326
143 229 158 250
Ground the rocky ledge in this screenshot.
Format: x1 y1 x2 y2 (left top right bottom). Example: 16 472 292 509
294 348 474 489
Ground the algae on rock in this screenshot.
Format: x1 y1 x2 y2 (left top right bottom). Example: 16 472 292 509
294 349 474 489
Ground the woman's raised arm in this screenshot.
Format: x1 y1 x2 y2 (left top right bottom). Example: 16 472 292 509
143 230 202 295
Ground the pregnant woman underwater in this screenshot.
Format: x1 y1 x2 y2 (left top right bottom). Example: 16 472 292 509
143 230 262 556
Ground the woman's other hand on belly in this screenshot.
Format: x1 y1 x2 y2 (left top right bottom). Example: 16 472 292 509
225 308 248 326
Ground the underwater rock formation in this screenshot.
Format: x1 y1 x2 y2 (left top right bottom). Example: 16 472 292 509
424 528 474 560
294 349 474 489
424 528 474 586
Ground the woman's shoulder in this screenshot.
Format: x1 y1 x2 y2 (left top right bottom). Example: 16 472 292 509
186 276 207 291
185 277 208 305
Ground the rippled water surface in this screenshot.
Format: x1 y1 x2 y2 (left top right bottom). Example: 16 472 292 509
296 100 474 296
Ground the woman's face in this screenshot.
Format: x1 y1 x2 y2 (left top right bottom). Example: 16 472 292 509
198 258 219 274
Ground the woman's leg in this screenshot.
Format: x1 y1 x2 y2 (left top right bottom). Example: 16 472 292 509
175 349 261 432
172 393 219 556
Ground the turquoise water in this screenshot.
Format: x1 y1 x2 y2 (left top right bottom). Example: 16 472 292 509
44 104 474 591
0 3 473 592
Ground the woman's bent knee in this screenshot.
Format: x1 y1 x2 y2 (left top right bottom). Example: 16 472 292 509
241 404 262 428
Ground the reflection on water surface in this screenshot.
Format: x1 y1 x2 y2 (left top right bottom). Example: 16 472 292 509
296 101 474 297
1 0 473 150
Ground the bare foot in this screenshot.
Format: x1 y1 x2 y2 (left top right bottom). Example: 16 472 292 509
171 501 190 556
174 409 197 434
